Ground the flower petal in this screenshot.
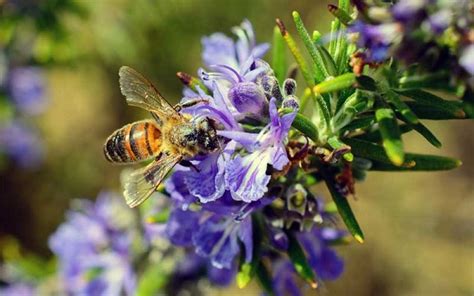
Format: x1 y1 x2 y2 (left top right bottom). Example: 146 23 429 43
225 152 270 202
184 153 225 203
166 208 200 246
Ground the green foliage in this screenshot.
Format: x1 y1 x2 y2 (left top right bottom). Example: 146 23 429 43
274 0 468 261
286 231 317 288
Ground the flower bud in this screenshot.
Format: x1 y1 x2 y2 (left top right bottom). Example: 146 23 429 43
283 78 297 96
282 95 299 111
260 75 283 101
228 82 267 114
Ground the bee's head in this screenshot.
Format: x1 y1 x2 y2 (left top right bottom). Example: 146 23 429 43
194 117 219 152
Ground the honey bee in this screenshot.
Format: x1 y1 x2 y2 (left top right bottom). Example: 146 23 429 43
104 66 219 208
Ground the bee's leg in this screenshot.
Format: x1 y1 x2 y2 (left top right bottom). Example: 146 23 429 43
174 98 209 112
179 160 200 173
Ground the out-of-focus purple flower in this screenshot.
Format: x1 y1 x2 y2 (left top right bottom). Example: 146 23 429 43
207 261 236 286
219 98 296 202
166 207 200 246
0 283 35 296
172 252 236 287
268 226 289 251
427 9 452 34
272 261 302 296
0 121 43 168
460 44 474 75
202 19 269 70
49 192 137 296
7 66 47 115
297 227 345 281
349 21 402 62
391 0 427 23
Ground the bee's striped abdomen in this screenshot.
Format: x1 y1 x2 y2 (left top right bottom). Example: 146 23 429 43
104 120 162 163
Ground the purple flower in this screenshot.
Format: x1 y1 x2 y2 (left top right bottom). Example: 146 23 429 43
272 261 302 296
219 98 296 202
0 121 43 169
193 210 253 269
391 0 427 23
7 66 47 115
228 81 267 114
172 253 236 287
427 9 452 34
297 227 345 281
174 83 240 205
166 191 254 269
207 262 237 286
200 19 272 118
0 283 35 296
199 61 272 118
49 192 137 296
202 19 269 69
183 152 226 203
349 21 403 63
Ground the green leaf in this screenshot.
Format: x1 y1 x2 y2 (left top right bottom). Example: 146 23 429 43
324 175 364 243
395 89 466 119
292 11 332 82
405 101 467 120
356 75 377 91
316 43 338 76
398 71 454 91
314 73 356 94
328 4 353 25
370 154 461 171
385 90 419 124
282 108 319 143
329 0 351 74
276 18 314 87
375 108 405 166
146 207 170 224
328 136 354 161
406 121 442 148
339 115 375 133
312 30 322 43
344 138 461 171
343 137 403 165
355 123 413 143
286 231 318 288
136 262 171 296
236 214 264 288
299 87 312 112
312 92 332 133
332 92 364 132
272 25 287 84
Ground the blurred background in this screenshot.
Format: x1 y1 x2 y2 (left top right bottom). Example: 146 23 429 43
0 0 472 295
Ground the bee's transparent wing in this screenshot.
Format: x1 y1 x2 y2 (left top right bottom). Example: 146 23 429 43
119 66 178 117
123 153 181 208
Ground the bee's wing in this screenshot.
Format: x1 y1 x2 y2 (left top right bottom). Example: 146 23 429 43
119 66 178 118
123 153 182 208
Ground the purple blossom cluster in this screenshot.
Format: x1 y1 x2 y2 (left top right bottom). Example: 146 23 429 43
0 53 48 169
349 0 474 77
145 20 346 290
49 192 138 295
